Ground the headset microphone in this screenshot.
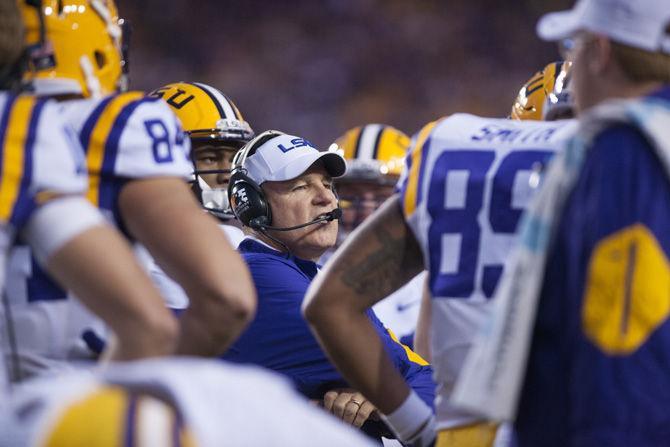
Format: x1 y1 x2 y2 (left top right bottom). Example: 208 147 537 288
327 207 342 220
250 208 341 231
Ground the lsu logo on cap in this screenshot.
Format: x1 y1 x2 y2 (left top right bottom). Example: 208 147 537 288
277 138 315 153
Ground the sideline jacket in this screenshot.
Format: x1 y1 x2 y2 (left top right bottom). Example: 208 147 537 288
516 86 670 447
223 238 435 436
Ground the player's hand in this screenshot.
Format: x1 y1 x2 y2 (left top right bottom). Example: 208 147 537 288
322 388 378 427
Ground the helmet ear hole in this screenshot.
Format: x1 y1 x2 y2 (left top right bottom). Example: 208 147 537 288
21 0 124 97
94 51 106 69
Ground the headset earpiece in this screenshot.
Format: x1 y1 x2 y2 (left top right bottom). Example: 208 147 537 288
227 130 285 228
228 170 271 228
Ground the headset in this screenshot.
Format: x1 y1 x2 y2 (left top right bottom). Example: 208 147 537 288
228 130 341 232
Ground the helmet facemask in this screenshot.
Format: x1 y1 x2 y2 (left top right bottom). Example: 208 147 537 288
543 61 574 121
335 173 397 247
329 124 408 247
193 175 232 220
510 61 575 121
149 82 255 221
191 140 244 221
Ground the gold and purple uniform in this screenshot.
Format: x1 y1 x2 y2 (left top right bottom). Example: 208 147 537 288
398 114 576 431
0 92 88 379
4 92 191 379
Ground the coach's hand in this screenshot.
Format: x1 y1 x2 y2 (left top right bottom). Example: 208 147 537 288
322 388 378 428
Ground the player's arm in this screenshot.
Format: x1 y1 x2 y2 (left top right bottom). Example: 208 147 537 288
118 176 256 357
303 195 434 446
26 196 178 361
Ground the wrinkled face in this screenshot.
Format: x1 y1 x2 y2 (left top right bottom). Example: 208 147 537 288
262 163 339 260
192 142 238 189
336 180 395 243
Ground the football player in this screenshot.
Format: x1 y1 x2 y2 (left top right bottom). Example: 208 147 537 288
326 124 426 347
135 82 254 310
304 62 576 447
149 81 254 239
454 2 670 446
4 0 256 379
0 0 178 377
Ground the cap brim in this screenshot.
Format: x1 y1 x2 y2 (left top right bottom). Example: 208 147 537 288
272 151 347 182
537 9 582 42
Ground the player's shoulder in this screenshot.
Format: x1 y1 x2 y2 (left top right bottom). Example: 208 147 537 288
588 124 660 175
0 93 78 161
411 113 494 147
63 90 177 128
116 90 179 122
0 92 62 130
432 116 577 154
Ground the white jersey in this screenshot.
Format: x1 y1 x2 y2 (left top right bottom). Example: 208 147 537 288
0 93 87 232
398 114 577 429
371 272 425 343
62 91 191 222
3 92 192 380
0 93 89 381
135 224 245 309
0 358 376 447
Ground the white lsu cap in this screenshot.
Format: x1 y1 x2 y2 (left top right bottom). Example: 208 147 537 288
244 132 347 184
537 0 670 55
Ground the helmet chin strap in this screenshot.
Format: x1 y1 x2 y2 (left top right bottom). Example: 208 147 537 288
80 55 101 98
197 176 234 219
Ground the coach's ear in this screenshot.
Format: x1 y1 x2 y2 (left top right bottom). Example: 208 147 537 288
586 35 613 76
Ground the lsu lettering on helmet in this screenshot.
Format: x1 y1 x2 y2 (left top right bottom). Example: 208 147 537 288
510 61 574 121
21 0 127 98
330 124 409 241
149 82 254 221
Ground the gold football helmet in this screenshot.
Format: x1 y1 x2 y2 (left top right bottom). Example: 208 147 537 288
332 124 409 184
510 61 573 121
42 386 196 447
149 82 254 221
331 124 410 242
21 0 127 98
149 82 253 143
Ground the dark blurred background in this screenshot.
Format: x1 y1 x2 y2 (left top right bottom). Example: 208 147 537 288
118 0 572 145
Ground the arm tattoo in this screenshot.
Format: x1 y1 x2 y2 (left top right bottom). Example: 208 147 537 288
341 227 417 298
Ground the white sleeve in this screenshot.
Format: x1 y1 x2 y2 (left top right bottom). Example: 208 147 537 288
114 99 192 180
24 197 105 264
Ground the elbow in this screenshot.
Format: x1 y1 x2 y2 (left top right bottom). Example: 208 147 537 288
303 276 364 326
301 295 319 325
146 310 180 352
190 282 257 327
223 289 257 326
302 283 338 326
118 307 179 357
